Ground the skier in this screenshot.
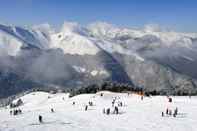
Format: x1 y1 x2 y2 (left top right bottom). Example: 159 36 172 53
141 96 144 100
72 101 75 105
112 99 116 107
106 108 110 115
85 105 88 111
173 107 178 117
162 112 164 117
175 107 178 115
14 110 18 115
51 108 54 113
39 115 43 123
114 106 119 114
10 110 12 115
89 101 93 106
166 108 169 115
168 97 172 102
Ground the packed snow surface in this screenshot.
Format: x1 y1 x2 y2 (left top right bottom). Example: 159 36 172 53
0 91 197 131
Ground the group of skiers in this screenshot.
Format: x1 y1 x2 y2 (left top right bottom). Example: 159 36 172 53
103 106 119 115
102 96 125 115
162 107 178 117
161 96 179 117
10 109 22 116
84 101 94 111
88 101 93 106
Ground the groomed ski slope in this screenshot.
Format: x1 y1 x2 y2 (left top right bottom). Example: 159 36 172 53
0 91 197 131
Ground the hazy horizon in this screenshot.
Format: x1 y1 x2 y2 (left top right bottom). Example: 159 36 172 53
0 0 197 33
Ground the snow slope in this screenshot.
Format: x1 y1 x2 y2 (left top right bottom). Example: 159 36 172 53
0 91 197 131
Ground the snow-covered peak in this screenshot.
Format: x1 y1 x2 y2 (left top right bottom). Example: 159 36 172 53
32 23 55 35
88 22 115 33
50 33 100 55
50 22 100 55
143 24 162 33
61 21 81 35
87 22 120 39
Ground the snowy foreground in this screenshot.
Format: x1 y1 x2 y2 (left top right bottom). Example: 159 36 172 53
0 91 197 131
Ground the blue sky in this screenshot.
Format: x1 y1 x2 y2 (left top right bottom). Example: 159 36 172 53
0 0 196 32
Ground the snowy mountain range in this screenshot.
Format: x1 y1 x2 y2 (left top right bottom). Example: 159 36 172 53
1 21 197 98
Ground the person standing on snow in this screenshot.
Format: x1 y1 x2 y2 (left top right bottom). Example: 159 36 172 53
114 106 119 114
39 115 43 123
173 107 178 117
85 105 88 111
141 96 144 100
106 108 110 115
166 108 169 115
162 112 164 117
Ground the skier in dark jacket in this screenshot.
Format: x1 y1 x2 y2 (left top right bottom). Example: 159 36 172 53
39 115 43 123
173 107 178 117
141 96 144 100
168 97 172 102
106 108 110 115
85 105 88 111
162 112 164 117
114 106 119 114
166 108 169 115
175 107 178 115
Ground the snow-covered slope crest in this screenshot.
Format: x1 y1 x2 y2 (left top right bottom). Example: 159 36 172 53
1 91 197 131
